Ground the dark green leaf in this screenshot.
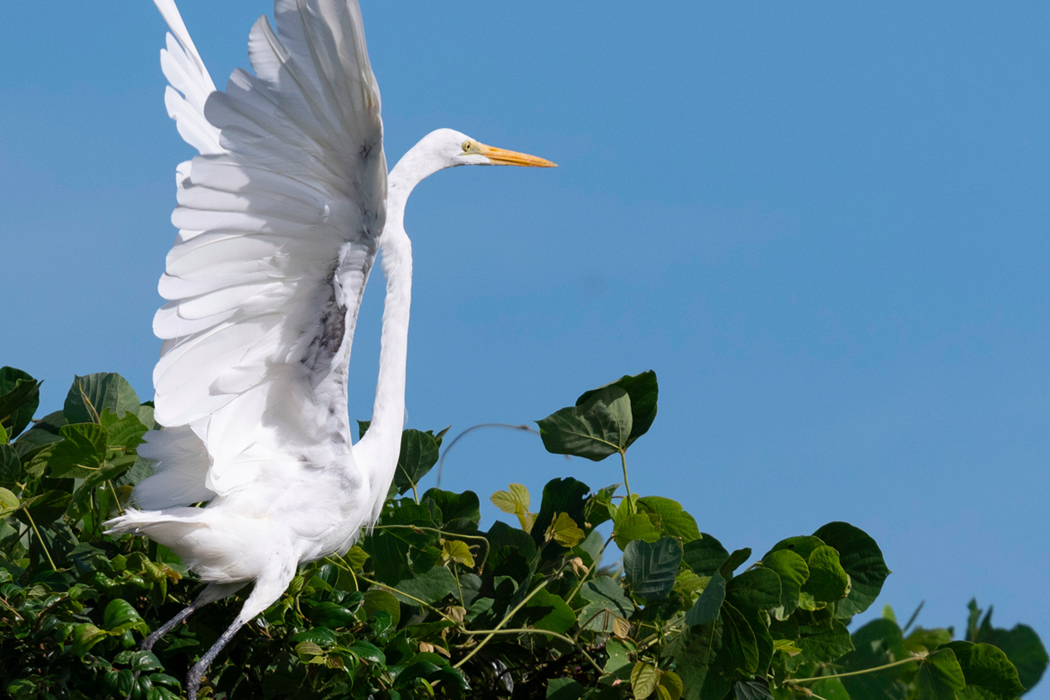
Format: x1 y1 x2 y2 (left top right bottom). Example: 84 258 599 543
720 548 752 578
0 367 40 439
915 648 966 700
579 576 635 631
390 565 459 606
537 386 632 461
533 477 590 547
766 535 825 561
0 444 21 483
63 373 140 424
726 568 781 611
624 537 683 600
393 429 441 495
47 423 108 478
576 370 658 448
813 521 891 619
972 604 1048 692
944 641 1026 699
526 588 576 634
721 601 759 674
683 534 730 575
422 488 480 528
20 489 72 525
686 572 726 627
547 677 586 700
734 679 773 700
362 590 401 628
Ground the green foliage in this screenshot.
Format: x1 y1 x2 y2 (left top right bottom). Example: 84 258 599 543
0 366 1045 700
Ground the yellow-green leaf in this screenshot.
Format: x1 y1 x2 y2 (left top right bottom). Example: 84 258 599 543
546 512 585 548
632 662 661 699
442 539 476 567
0 487 18 519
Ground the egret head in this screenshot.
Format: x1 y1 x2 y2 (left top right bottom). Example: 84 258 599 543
417 128 557 170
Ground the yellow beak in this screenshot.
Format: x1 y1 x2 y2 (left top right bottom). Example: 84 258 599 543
477 143 557 168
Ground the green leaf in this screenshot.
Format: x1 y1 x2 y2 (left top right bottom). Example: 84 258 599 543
101 410 148 451
720 548 752 578
545 512 585 548
840 618 910 699
305 601 356 628
767 535 825 561
393 429 441 495
726 568 781 611
526 589 576 634
0 487 18 518
579 576 635 632
760 549 808 620
624 537 683 600
813 521 891 619
972 604 1049 692
734 680 773 700
614 512 662 548
46 423 108 478
943 642 1026 699
809 678 850 700
798 617 855 667
362 589 401 628
721 601 759 674
660 671 684 700
576 370 658 448
424 488 481 528
0 444 19 483
71 622 107 657
533 477 590 547
0 367 41 439
63 373 140 424
632 662 661 700
686 572 726 627
667 621 729 700
915 648 966 700
537 385 632 461
103 599 147 635
547 678 586 700
683 534 730 575
801 546 850 607
19 489 72 525
637 496 701 542
390 565 459 605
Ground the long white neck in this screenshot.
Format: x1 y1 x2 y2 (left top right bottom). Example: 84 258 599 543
355 139 449 521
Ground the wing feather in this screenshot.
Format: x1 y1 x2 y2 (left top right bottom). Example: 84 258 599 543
137 0 385 509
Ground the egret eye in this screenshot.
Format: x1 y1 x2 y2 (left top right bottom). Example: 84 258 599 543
462 140 472 152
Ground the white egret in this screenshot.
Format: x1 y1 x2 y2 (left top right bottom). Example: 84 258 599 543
104 0 554 696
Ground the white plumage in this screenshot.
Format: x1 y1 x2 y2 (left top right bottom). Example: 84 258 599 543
104 0 554 697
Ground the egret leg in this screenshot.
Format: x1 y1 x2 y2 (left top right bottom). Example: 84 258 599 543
143 582 246 651
185 567 295 700
124 582 247 700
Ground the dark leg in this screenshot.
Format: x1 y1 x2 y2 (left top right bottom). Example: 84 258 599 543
184 565 295 700
125 582 246 700
185 616 250 700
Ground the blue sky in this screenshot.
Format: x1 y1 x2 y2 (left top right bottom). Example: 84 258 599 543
3 1 1049 684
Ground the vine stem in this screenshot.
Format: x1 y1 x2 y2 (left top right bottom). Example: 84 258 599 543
452 579 550 670
370 525 491 569
565 535 615 608
435 423 538 488
24 509 57 571
619 450 632 507
459 628 603 674
789 655 923 684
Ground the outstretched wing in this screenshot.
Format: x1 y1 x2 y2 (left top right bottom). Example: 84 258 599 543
138 0 385 508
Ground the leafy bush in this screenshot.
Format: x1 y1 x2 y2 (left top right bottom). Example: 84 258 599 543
0 367 1046 700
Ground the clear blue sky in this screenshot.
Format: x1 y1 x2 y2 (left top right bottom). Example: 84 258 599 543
3 1 1048 685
